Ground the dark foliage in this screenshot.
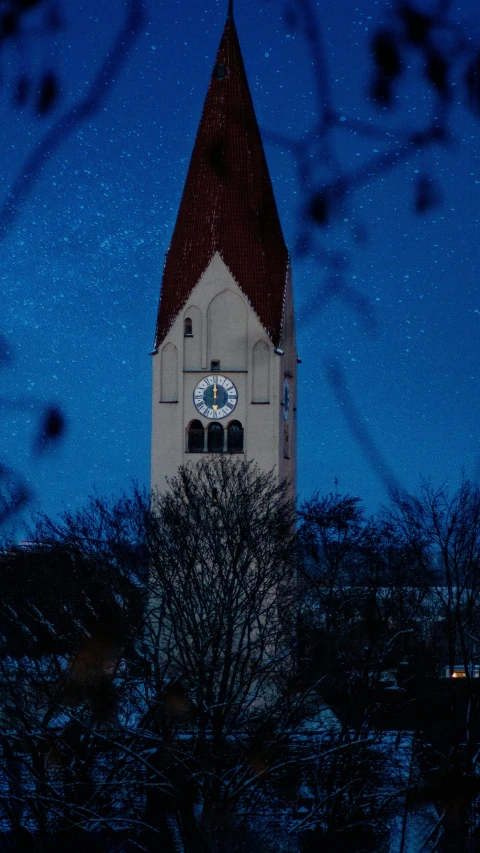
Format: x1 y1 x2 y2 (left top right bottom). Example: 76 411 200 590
0 469 303 851
0 491 148 658
0 0 145 527
36 70 58 115
0 0 62 115
298 479 480 848
33 406 66 455
1 474 480 848
271 0 480 492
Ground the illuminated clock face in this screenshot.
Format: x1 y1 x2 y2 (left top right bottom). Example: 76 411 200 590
193 375 238 419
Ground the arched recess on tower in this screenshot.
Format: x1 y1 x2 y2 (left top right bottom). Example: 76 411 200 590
184 305 202 369
160 343 178 402
252 340 270 402
207 289 247 370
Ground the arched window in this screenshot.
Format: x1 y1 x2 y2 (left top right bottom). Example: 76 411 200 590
160 343 178 402
227 420 243 453
208 423 224 453
188 420 204 453
184 307 201 368
252 340 270 402
207 290 247 369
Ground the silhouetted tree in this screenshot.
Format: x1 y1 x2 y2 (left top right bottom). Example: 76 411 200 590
145 458 299 816
390 478 480 850
298 492 435 726
0 489 158 851
0 468 311 850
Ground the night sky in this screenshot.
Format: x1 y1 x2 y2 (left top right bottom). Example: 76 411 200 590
1 0 479 524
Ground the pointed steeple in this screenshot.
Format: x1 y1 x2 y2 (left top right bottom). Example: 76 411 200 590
154 9 289 349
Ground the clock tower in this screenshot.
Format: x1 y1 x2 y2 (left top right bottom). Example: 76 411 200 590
151 2 297 494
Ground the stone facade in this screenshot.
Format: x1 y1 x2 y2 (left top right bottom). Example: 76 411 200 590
151 252 297 492
151 7 297 494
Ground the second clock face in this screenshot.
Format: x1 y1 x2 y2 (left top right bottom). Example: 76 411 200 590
193 375 238 419
283 378 290 422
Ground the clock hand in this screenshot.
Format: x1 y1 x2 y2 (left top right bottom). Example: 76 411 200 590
213 383 218 409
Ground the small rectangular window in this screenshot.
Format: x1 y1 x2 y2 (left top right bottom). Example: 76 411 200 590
211 360 220 370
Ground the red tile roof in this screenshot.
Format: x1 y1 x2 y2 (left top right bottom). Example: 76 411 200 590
154 11 289 349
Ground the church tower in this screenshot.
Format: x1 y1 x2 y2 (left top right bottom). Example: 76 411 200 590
151 2 297 494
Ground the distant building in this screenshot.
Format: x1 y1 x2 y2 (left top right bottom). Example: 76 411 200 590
151 0 297 494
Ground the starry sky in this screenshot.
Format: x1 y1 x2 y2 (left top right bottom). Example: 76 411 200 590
1 0 479 524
